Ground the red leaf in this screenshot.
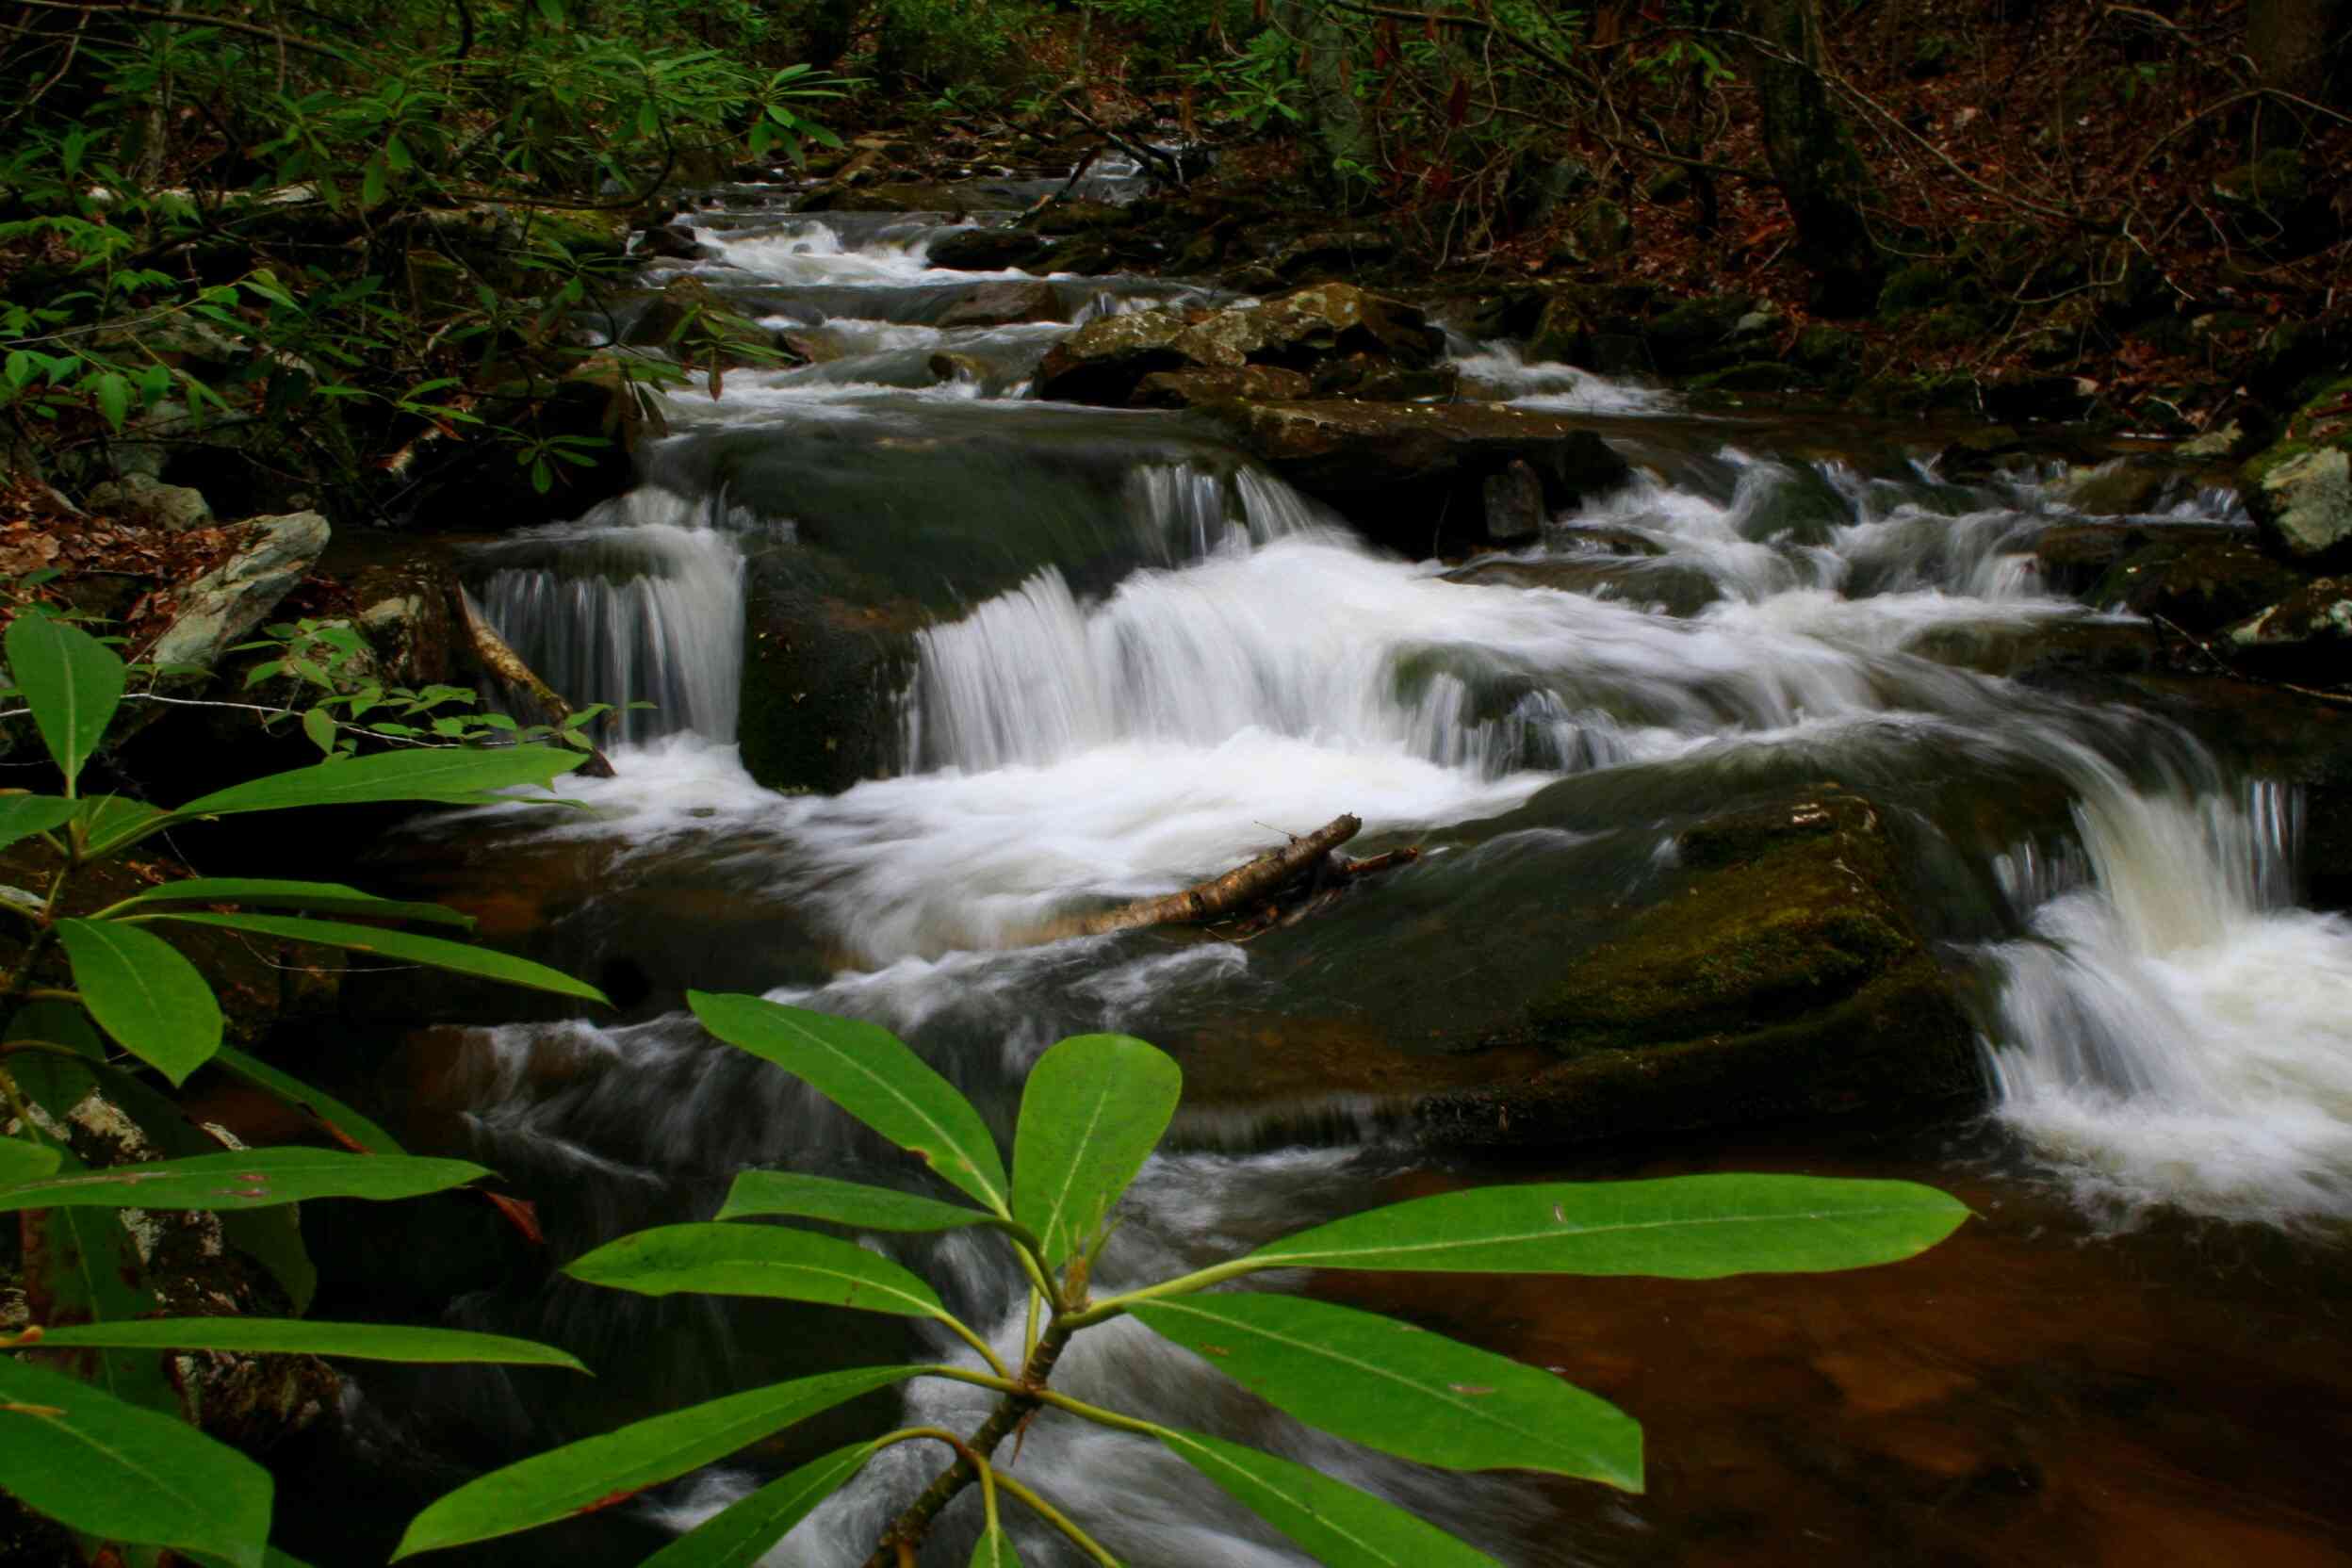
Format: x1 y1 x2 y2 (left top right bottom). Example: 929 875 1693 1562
482 1191 546 1246
1446 74 1470 127
573 1488 645 1516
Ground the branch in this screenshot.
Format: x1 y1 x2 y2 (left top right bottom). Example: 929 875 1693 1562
4 0 353 57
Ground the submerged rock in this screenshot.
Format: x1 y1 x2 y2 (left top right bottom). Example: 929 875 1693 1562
1445 554 1723 617
1418 792 1978 1146
935 279 1068 329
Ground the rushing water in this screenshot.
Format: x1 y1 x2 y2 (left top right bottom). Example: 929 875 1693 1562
330 164 2352 1566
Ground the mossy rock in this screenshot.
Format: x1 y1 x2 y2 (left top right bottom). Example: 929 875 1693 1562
1877 263 1950 317
2239 373 2352 562
2090 535 2304 632
1791 323 1863 375
1644 291 1755 374
1417 792 1978 1146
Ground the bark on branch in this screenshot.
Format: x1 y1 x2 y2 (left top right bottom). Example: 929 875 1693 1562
454 587 617 778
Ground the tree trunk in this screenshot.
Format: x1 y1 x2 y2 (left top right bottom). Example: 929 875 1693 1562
1277 0 1371 192
1748 0 1883 316
2247 0 2350 123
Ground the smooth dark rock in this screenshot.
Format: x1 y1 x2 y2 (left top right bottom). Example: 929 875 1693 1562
935 280 1068 329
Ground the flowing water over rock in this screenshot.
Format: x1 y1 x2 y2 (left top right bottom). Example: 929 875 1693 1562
346 167 2352 1566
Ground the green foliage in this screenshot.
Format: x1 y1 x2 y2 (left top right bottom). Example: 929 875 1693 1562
237 618 640 760
397 996 1969 1565
0 618 603 1562
0 2 849 500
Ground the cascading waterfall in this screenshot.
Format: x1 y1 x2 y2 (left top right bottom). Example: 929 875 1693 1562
393 159 2352 1568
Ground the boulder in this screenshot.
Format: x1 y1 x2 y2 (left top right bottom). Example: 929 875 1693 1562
84 473 213 532
2223 577 2352 681
935 280 1069 329
1128 365 1312 409
1033 284 1442 406
1479 461 1546 546
351 552 463 688
1030 198 1129 234
2032 520 2243 598
638 221 715 262
2244 439 2352 564
2088 532 2303 632
1196 400 1633 554
739 545 921 795
2058 458 2178 516
145 512 330 677
1417 792 1978 1146
925 227 1050 271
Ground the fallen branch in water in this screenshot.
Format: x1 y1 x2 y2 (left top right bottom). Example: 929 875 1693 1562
1031 814 1422 944
454 587 618 778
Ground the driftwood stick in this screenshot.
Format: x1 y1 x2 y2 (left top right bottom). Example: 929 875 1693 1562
453 587 618 778
1054 814 1362 939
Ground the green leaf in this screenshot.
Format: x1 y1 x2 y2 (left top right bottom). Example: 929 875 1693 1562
393 1367 914 1560
566 1223 947 1322
0 1136 62 1181
56 918 222 1085
301 706 336 756
0 1147 491 1213
0 1353 272 1568
105 876 475 928
971 1519 1021 1568
31 1318 586 1370
147 912 608 1005
637 1440 877 1568
1238 1176 1971 1278
76 794 165 851
212 1045 407 1155
716 1171 994 1233
1131 1294 1641 1490
90 370 132 432
1013 1034 1178 1271
169 744 587 821
0 794 74 853
6 613 125 789
689 994 1009 1217
1159 1429 1499 1568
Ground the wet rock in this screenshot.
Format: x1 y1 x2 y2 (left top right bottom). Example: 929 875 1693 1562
1480 461 1546 545
1791 323 1863 376
2059 458 2180 516
1197 399 1633 555
1445 554 1723 616
1903 617 2166 683
1527 294 1591 364
2223 577 2352 681
927 351 991 386
84 473 213 532
1128 365 1312 409
1309 354 1460 402
1418 792 1978 1146
935 280 1068 329
2176 419 2255 462
351 552 462 688
2089 532 2302 632
925 227 1051 271
637 221 716 262
739 544 921 794
2241 378 2352 564
145 512 331 678
1034 283 1443 405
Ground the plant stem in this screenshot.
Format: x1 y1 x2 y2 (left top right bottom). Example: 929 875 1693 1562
864 1324 1074 1568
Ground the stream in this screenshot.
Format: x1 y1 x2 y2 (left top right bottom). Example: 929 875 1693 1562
303 161 2352 1567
